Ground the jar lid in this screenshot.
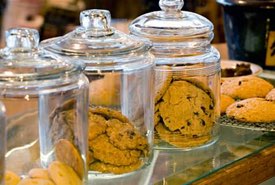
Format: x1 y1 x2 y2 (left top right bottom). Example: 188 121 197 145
0 28 84 82
129 0 213 40
43 9 151 57
217 0 275 7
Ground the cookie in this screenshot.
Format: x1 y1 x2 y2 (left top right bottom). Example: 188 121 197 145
226 98 275 122
154 111 161 126
55 139 84 179
106 119 148 151
91 107 129 123
5 170 21 185
48 161 82 185
90 135 141 166
90 160 142 174
173 77 215 101
88 150 95 165
158 80 214 136
28 168 50 180
17 178 54 185
265 88 275 101
155 122 211 148
88 113 107 141
155 70 173 104
221 94 235 114
221 76 273 99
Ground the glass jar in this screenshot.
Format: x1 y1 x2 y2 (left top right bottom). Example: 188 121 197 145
42 9 155 184
0 102 5 185
130 0 221 150
0 28 89 184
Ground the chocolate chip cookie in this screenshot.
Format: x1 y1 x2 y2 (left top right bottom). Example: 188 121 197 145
155 77 216 147
155 122 211 148
221 76 273 99
226 98 275 123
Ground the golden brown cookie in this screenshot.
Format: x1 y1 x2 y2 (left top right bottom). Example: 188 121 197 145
28 168 50 180
90 135 141 166
226 98 275 122
17 178 54 185
221 76 273 99
106 119 148 151
155 122 211 148
221 94 235 114
5 170 21 185
154 111 161 126
48 161 82 185
91 107 129 123
55 139 84 179
173 77 215 101
88 150 95 165
88 113 107 141
265 88 275 101
90 160 142 174
158 80 214 136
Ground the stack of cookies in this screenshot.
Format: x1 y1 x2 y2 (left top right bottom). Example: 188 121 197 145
221 76 275 128
154 73 217 148
50 100 150 175
5 139 83 185
5 160 82 185
88 107 149 174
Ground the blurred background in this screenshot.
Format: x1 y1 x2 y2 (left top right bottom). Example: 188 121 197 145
0 0 225 47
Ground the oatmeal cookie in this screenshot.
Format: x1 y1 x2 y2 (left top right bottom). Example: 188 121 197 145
221 76 273 99
90 135 141 166
106 119 148 151
17 178 54 185
91 107 129 123
28 168 50 180
90 161 142 174
266 88 275 101
88 112 107 141
5 170 21 185
154 111 160 126
155 122 211 148
226 98 275 122
221 94 235 114
158 79 215 136
55 139 84 179
48 161 81 185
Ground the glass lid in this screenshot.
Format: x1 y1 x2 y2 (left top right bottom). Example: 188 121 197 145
43 9 151 57
129 0 213 40
0 28 84 82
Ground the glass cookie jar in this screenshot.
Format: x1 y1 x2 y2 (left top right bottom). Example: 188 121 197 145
42 9 155 184
0 28 89 184
130 0 221 150
0 102 5 185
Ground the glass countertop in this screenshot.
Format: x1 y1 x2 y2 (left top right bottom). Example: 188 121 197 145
151 125 275 185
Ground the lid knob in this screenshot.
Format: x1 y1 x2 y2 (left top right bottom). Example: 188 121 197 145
5 28 39 51
80 9 113 37
159 0 184 12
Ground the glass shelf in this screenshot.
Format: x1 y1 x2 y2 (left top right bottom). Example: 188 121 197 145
151 125 275 185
